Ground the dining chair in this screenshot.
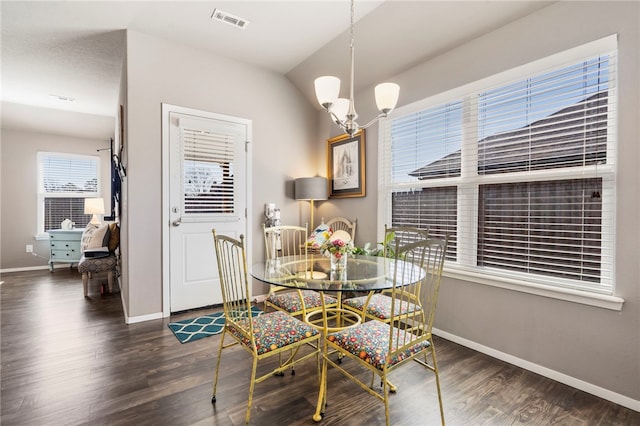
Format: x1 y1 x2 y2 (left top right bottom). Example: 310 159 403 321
263 224 338 320
319 234 447 426
211 230 321 425
342 226 429 324
323 216 357 245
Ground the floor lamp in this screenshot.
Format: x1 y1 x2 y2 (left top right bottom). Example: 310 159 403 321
295 177 328 229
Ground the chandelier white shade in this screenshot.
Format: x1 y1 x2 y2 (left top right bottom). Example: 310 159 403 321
375 83 400 113
314 0 399 136
314 77 341 109
329 98 350 124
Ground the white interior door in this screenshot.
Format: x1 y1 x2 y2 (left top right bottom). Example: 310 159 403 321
167 108 249 312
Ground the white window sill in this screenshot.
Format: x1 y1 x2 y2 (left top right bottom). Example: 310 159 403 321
35 233 50 241
443 268 624 311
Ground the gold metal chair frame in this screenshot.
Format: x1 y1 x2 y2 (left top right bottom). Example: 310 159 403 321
315 235 447 426
342 226 429 325
263 224 338 321
211 231 321 425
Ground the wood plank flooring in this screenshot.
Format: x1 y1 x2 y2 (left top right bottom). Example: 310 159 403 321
2 269 638 425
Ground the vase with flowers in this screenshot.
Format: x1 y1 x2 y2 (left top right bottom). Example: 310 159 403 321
321 231 355 279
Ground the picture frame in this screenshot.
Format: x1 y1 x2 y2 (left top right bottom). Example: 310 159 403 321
327 129 365 198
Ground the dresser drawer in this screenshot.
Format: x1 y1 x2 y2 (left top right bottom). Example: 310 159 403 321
50 240 81 252
50 248 81 261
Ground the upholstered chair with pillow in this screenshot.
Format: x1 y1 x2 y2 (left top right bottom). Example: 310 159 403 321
77 222 120 297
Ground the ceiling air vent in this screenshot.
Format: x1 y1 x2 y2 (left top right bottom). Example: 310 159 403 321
211 8 250 30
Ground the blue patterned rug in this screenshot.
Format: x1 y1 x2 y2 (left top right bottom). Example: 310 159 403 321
168 306 263 344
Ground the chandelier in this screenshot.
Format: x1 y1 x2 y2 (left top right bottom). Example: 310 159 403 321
314 0 400 136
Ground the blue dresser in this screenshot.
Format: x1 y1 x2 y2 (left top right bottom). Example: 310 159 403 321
48 229 84 271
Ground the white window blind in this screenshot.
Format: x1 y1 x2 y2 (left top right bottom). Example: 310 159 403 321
477 55 610 175
38 152 100 233
380 35 616 294
181 127 235 215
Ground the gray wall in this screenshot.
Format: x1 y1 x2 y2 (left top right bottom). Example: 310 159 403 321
123 30 319 319
1 129 112 269
315 1 640 404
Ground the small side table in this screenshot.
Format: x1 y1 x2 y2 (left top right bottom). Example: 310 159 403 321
48 229 84 271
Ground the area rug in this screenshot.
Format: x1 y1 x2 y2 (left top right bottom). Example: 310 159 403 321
168 306 263 344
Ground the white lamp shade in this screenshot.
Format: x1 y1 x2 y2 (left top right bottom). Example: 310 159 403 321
314 76 341 108
295 177 328 201
84 197 105 226
329 98 350 124
374 82 400 113
84 197 105 214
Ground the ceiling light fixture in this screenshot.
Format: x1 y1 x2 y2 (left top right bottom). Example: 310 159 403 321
314 0 399 136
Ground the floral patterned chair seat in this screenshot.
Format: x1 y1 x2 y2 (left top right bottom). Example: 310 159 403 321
327 319 430 370
342 293 421 322
227 310 319 355
267 290 337 316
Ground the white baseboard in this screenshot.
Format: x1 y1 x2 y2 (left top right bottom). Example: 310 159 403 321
125 310 164 324
0 264 67 273
432 327 640 412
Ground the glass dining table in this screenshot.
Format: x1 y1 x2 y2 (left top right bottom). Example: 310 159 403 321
252 253 391 329
251 253 420 294
250 253 425 421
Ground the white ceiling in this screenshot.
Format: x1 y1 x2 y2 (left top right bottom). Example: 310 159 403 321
1 1 553 140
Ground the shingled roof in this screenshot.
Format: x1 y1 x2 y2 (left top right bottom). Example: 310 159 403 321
408 91 608 179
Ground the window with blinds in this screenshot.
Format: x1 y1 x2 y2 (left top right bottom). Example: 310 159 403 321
379 35 616 294
181 127 235 215
38 152 100 233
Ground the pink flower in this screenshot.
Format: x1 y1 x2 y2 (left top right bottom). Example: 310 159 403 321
321 237 354 257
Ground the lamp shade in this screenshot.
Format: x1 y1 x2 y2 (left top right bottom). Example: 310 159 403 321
374 82 400 114
314 76 340 108
329 98 350 124
295 177 328 201
84 197 105 214
84 197 105 226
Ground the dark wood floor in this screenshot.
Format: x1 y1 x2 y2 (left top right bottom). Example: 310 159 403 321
1 269 638 426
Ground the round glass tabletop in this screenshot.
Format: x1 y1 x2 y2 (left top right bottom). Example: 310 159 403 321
251 254 423 293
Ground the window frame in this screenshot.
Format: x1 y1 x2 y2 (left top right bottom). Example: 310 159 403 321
37 152 101 237
378 35 623 310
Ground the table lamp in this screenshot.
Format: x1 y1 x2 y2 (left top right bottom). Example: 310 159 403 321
84 197 105 226
295 177 328 229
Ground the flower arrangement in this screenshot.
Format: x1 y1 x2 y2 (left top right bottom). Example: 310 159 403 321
321 236 355 259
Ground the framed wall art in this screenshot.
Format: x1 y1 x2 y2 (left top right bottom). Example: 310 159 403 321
327 129 365 198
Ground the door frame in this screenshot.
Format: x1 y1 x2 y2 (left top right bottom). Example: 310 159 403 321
161 103 253 317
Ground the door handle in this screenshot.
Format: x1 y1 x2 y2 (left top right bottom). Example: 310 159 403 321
172 219 181 227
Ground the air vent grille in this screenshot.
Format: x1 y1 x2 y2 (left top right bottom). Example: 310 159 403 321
211 8 250 30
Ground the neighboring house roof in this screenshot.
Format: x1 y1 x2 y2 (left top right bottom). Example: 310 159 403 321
408 92 608 179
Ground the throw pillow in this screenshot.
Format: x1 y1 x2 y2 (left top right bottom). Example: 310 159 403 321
81 224 111 251
107 222 120 252
81 225 98 252
329 229 352 243
307 223 332 249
